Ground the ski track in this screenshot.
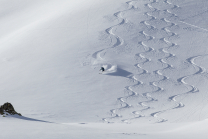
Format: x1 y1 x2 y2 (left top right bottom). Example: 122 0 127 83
169 55 207 106
103 0 181 123
127 0 181 123
139 0 206 123
105 0 179 123
95 0 140 123
92 1 140 64
97 0 207 123
144 0 196 122
91 1 133 64
180 21 208 32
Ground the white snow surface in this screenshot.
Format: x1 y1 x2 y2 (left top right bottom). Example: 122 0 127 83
1 0 208 138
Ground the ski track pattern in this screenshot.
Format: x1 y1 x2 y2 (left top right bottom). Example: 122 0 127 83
170 55 207 105
129 0 179 123
131 0 182 123
101 0 181 123
140 0 207 123
141 0 201 123
98 0 207 123
99 1 139 123
92 1 137 62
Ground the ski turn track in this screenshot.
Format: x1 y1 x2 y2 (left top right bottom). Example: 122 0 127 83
102 0 184 123
129 0 182 123
169 55 208 108
91 1 138 65
145 0 186 122
95 0 207 123
95 0 139 123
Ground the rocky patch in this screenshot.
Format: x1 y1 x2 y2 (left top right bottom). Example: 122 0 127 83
0 102 21 116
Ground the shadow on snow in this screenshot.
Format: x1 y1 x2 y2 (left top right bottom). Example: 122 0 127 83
105 68 132 78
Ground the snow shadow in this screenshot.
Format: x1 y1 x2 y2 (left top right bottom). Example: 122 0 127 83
105 68 132 78
10 115 53 123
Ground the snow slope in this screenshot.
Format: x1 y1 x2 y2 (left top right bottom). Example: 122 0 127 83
1 0 208 138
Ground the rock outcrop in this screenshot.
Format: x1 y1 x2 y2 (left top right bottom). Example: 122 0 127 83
0 102 21 116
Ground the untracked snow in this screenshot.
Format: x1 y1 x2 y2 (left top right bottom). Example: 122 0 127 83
0 0 208 138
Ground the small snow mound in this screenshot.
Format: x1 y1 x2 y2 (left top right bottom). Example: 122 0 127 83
103 64 117 73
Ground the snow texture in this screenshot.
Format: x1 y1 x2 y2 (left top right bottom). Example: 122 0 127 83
1 0 208 138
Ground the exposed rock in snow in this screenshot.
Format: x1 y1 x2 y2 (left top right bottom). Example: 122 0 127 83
0 102 21 116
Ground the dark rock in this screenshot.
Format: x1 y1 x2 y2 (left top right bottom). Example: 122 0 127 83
0 106 3 115
0 102 21 116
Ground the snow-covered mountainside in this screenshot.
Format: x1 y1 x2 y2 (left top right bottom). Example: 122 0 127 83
1 0 208 138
